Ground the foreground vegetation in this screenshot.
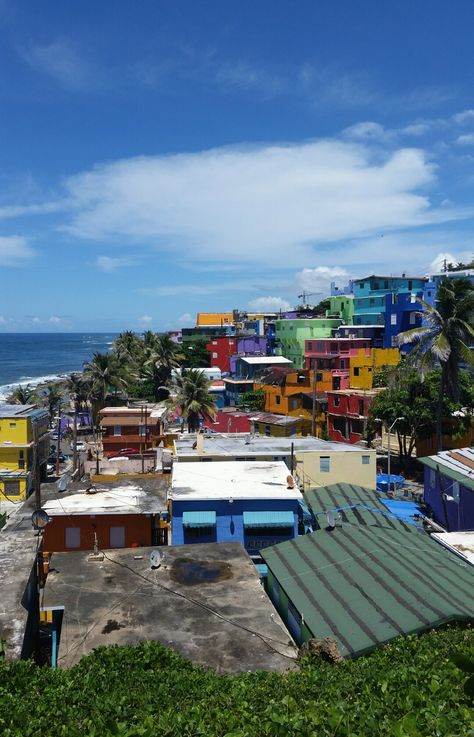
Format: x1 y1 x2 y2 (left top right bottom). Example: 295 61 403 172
1 627 474 736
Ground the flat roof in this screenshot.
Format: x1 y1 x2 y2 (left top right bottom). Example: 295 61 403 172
43 542 297 672
0 527 38 660
432 532 474 566
0 404 47 419
99 403 167 419
262 515 474 659
239 356 292 365
419 448 474 491
248 412 302 426
326 388 383 396
354 274 428 282
171 460 303 501
175 434 373 457
223 378 254 384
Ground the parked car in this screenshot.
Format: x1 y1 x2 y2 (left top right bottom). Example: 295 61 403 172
70 441 87 452
106 447 139 459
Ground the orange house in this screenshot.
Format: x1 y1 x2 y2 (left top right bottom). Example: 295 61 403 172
254 368 326 436
196 312 234 327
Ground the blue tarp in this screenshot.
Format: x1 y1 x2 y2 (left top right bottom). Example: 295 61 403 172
379 498 423 526
243 511 294 528
182 511 216 527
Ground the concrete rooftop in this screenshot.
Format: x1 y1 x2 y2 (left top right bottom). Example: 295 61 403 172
171 460 303 501
175 433 371 458
44 542 297 673
0 527 38 659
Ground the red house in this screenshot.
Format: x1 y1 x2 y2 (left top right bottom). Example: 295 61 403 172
99 404 167 457
205 336 236 373
203 410 252 433
327 389 381 444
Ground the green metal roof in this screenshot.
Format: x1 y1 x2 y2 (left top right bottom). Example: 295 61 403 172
419 456 474 491
262 523 474 658
182 511 216 527
304 483 417 531
243 511 294 528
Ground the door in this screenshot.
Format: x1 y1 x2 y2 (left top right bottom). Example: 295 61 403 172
110 526 125 548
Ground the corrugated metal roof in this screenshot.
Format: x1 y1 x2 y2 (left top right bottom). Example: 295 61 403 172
262 523 474 658
243 511 294 528
305 483 421 530
182 511 216 527
419 449 474 491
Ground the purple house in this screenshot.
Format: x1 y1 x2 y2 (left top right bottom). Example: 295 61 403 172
419 448 474 531
229 335 268 374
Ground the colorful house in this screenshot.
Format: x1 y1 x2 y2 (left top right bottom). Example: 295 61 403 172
170 461 303 555
205 335 237 373
275 318 343 369
325 295 354 324
304 338 372 391
223 378 255 407
419 448 474 531
0 404 50 501
327 389 382 444
234 356 293 379
250 412 313 437
349 348 400 389
196 312 234 328
99 404 167 456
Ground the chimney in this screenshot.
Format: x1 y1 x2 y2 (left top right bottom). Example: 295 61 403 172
196 432 205 455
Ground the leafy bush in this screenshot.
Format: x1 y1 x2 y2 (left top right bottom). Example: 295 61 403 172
1 627 474 736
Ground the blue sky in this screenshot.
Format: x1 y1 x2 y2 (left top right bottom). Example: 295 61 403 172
1 0 474 332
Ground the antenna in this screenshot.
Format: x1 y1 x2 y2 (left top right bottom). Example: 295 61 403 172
31 509 50 529
326 510 336 530
149 549 162 569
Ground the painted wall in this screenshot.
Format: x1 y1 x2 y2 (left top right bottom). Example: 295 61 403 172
202 412 252 433
42 513 158 552
326 295 354 323
196 312 234 327
349 348 400 390
423 466 474 531
294 449 376 490
171 498 299 554
327 391 378 444
275 319 343 369
206 336 237 372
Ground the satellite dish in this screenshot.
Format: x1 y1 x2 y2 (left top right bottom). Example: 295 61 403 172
149 549 162 569
31 509 50 529
326 510 336 529
57 475 69 492
286 474 295 489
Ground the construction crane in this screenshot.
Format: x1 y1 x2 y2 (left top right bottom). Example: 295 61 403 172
297 290 325 305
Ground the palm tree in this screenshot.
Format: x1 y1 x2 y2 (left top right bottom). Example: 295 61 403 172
113 331 143 367
41 383 64 425
8 384 36 405
398 277 474 451
145 334 183 401
167 369 216 432
66 373 86 474
83 353 128 422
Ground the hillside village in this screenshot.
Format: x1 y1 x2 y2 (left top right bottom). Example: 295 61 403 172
0 267 474 675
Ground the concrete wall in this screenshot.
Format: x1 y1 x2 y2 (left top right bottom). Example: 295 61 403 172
171 498 299 554
423 466 474 531
43 513 156 552
294 449 376 490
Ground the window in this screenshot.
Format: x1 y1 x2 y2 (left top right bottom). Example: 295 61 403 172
9 422 16 428
65 527 81 549
334 396 340 407
307 341 313 351
373 282 379 290
223 318 229 324
265 424 272 436
110 526 126 548
358 400 364 416
139 423 146 436
18 450 24 469
384 281 389 289
320 456 330 472
409 312 417 325
391 314 397 325
113 425 121 436
316 372 322 382
212 340 217 345
353 367 360 376
317 342 324 351
408 280 413 290
275 395 281 405
362 455 370 465
370 298 375 305
212 352 218 358
3 480 20 497
229 339 234 345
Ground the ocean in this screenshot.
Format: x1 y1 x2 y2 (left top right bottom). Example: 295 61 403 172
0 333 118 401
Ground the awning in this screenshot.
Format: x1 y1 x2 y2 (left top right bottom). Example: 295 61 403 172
243 511 294 528
182 511 216 528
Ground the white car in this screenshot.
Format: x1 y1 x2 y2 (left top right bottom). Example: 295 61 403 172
70 441 87 452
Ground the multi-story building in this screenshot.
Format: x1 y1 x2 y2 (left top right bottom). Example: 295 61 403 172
334 324 385 348
99 404 167 457
349 347 399 389
205 335 237 373
419 448 474 531
234 356 293 380
275 318 343 369
325 295 354 324
304 338 372 391
0 404 50 500
326 388 382 444
196 312 234 328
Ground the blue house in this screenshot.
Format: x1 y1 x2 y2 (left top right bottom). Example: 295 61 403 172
383 291 424 350
170 460 303 556
419 448 474 531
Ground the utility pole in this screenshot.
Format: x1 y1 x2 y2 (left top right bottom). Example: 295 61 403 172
32 418 41 511
311 361 318 437
55 401 61 477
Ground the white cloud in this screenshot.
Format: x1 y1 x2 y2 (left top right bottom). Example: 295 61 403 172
429 252 458 273
177 312 194 326
295 266 351 298
96 255 138 272
456 134 474 146
453 109 474 124
342 121 388 141
22 37 93 91
0 235 35 266
60 140 449 267
137 314 152 326
48 316 63 324
247 296 291 312
31 317 41 324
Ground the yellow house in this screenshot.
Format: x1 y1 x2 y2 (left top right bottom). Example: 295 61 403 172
0 405 50 501
196 312 234 328
350 348 400 389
